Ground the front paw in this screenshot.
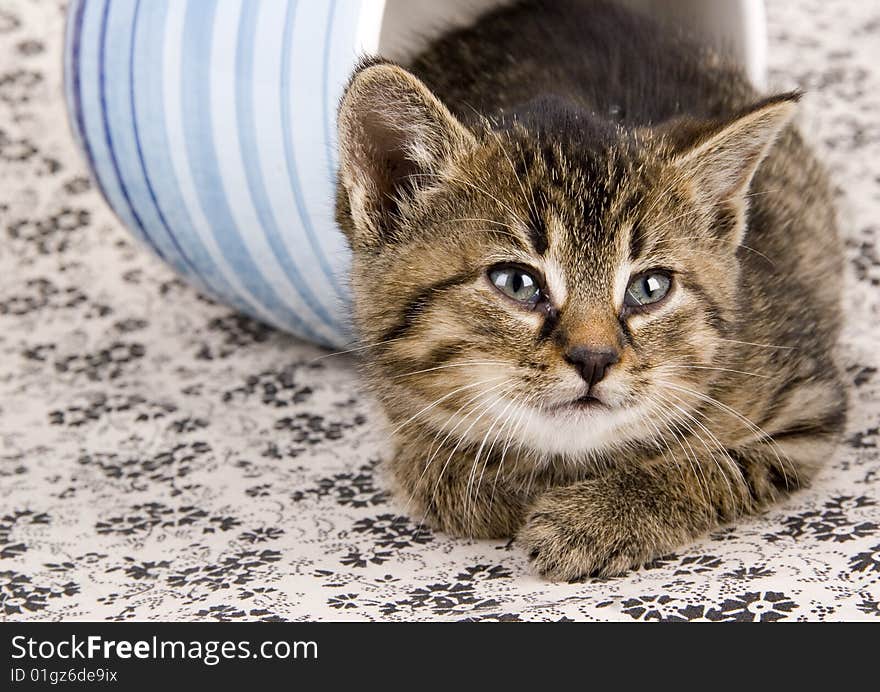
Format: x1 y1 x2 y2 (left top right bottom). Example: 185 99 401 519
403 484 527 540
517 483 657 580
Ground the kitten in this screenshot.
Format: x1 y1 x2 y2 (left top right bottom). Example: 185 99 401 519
334 0 846 579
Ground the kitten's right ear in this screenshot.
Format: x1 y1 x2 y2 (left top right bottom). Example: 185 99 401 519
336 60 476 250
665 92 799 245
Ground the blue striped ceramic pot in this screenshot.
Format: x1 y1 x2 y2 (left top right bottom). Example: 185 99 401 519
63 0 391 348
64 0 765 349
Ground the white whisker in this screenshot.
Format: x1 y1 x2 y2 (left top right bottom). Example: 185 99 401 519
658 380 798 490
389 375 505 437
309 337 403 362
394 360 508 379
403 378 513 519
660 364 773 379
715 337 796 351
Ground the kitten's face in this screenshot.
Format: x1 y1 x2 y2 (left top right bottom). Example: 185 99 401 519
337 62 794 463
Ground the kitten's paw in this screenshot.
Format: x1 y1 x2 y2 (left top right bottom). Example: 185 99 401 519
517 484 653 581
406 487 526 540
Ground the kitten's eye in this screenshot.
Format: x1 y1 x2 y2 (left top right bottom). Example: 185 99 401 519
488 266 542 304
624 271 672 309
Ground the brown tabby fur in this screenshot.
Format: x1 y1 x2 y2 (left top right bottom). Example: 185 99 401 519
334 0 846 579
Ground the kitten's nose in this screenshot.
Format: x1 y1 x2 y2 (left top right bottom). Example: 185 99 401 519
564 346 620 388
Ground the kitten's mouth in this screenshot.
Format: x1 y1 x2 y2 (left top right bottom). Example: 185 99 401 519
556 394 606 411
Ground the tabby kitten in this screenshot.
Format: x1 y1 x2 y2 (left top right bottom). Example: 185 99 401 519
334 0 846 579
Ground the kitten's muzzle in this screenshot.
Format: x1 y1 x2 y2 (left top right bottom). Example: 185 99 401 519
564 346 620 389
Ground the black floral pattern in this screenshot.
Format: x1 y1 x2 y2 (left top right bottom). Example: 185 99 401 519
293 460 388 507
223 364 319 408
351 514 434 550
849 545 880 574
1 571 79 615
0 510 49 559
0 0 878 620
715 591 798 622
195 314 276 360
380 582 501 617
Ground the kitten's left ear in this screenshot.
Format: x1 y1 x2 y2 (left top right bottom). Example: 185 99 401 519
336 59 476 250
670 92 800 243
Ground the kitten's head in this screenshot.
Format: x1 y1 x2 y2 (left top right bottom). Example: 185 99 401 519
336 60 796 460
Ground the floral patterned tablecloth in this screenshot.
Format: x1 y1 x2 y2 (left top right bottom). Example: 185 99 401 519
1 0 878 621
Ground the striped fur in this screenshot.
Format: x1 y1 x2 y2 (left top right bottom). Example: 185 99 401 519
335 0 846 579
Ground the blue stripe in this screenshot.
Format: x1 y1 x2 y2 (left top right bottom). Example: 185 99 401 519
69 0 115 227
98 0 167 262
129 0 250 314
321 0 358 318
320 0 337 188
104 0 201 279
234 1 346 339
63 0 84 153
181 0 327 344
128 0 233 304
75 0 158 253
322 0 361 177
281 1 348 308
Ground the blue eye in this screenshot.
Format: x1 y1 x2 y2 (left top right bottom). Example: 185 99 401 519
624 271 672 309
489 266 542 304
